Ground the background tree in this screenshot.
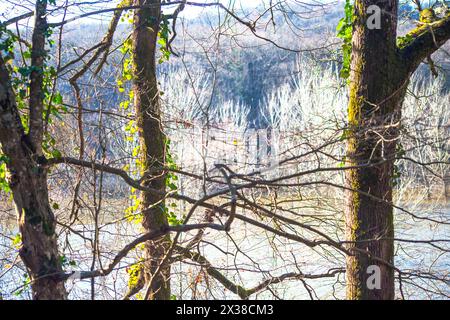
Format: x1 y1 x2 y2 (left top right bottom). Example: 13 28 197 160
130 0 171 300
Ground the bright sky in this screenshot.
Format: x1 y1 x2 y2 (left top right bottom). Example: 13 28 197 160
179 0 267 19
0 0 270 25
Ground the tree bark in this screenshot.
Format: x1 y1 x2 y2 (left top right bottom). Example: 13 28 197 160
132 0 171 300
0 56 67 300
345 0 450 299
0 0 67 300
28 0 47 155
345 0 405 300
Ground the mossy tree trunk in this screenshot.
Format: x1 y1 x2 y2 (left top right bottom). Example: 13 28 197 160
131 0 171 300
0 58 67 300
0 0 67 300
345 0 450 300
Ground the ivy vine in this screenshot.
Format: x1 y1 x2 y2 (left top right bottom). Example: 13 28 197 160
336 0 355 80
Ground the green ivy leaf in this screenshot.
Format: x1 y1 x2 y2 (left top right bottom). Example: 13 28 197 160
53 92 63 105
12 233 22 248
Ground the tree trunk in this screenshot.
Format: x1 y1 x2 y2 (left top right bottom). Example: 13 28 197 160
344 0 450 299
132 0 171 300
0 0 67 299
344 0 406 300
0 57 67 300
